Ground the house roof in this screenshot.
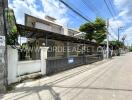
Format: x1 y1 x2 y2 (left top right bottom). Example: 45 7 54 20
17 24 97 46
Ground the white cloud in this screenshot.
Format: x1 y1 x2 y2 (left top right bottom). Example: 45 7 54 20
9 0 45 25
108 18 124 41
8 0 69 26
109 18 124 29
123 27 132 40
111 0 132 44
41 0 69 26
114 0 131 9
109 33 117 41
114 0 132 21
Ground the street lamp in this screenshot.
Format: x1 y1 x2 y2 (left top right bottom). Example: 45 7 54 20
118 27 124 41
122 34 127 45
117 27 124 56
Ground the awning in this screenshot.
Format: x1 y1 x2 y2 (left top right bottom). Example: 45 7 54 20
17 24 97 46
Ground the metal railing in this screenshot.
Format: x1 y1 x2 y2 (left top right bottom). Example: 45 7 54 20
46 54 103 75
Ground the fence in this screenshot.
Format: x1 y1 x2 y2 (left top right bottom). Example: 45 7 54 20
7 45 103 84
46 53 103 75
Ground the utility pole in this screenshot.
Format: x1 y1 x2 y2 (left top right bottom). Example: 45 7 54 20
118 27 124 41
118 28 120 41
0 0 8 92
106 19 109 59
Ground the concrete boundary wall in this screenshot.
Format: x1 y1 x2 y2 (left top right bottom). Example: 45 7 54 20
7 46 48 84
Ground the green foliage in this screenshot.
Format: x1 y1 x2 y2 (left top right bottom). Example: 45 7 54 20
79 23 95 41
129 48 132 52
79 17 107 44
6 9 18 45
6 34 18 45
109 40 124 48
101 40 124 49
11 26 17 33
93 32 106 44
93 18 107 43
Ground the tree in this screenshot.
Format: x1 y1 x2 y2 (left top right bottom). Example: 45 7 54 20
109 40 124 48
79 22 95 41
79 17 107 44
93 18 107 43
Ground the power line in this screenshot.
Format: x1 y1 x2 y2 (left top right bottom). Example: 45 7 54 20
106 0 120 29
103 0 119 27
109 33 117 40
46 0 86 28
46 0 96 28
59 0 92 23
103 0 115 18
63 1 92 21
107 24 117 40
82 0 101 16
107 0 117 16
103 0 121 40
49 0 117 41
59 0 117 41
81 0 118 40
64 0 118 40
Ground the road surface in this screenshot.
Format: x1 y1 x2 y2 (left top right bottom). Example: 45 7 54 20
1 53 132 100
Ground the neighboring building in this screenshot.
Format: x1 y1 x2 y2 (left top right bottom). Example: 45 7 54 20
68 29 80 37
74 32 85 39
25 14 64 35
25 14 80 36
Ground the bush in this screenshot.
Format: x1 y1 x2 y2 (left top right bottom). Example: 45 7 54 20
129 48 132 52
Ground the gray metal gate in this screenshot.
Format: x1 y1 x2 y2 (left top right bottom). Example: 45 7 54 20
0 46 6 92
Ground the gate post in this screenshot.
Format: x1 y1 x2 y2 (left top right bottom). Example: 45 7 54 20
7 46 18 84
40 47 49 75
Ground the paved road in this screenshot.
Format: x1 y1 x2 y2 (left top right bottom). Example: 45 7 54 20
1 53 132 100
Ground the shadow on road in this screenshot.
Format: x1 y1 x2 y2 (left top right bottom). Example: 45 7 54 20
4 85 61 100
52 85 132 92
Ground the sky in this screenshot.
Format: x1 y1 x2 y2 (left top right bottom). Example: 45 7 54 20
8 0 132 46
